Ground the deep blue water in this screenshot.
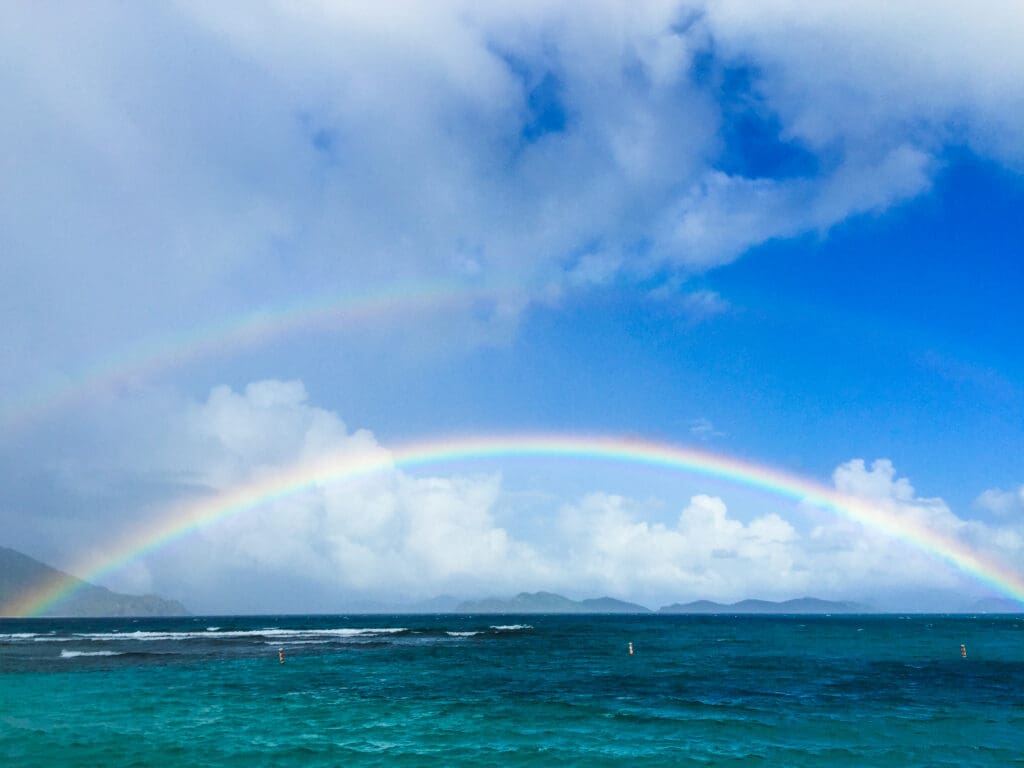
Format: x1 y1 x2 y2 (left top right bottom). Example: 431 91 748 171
2 614 1022 766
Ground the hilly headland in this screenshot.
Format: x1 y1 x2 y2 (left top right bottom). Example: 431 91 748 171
0 546 189 617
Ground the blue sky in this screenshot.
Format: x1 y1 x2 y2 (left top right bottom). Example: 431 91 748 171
1 2 1022 612
288 153 1022 505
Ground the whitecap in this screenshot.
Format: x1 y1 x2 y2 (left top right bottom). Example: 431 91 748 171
263 639 330 645
490 624 532 631
446 631 480 637
261 628 407 638
65 627 408 642
60 650 123 658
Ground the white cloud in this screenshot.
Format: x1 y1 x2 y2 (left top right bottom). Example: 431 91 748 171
7 377 1023 611
141 380 553 606
975 486 1024 517
182 380 372 485
826 458 1024 590
4 0 1021 407
546 458 1024 607
703 1 1024 166
659 146 933 268
834 459 918 505
17 380 774 606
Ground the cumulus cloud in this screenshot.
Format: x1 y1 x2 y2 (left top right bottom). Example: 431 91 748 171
30 380 1009 611
552 460 1023 608
823 458 1024 597
555 492 799 602
975 486 1024 517
182 380 375 485
3 373 1021 611
122 380 553 607
834 459 919 506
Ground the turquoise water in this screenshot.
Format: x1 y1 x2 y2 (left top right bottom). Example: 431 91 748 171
2 614 1022 766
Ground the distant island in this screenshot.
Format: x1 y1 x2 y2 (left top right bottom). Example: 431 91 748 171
969 597 1024 614
658 597 871 614
457 591 651 614
453 592 872 614
0 546 189 617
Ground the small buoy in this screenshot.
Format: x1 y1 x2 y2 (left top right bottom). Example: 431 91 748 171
960 644 967 658
628 641 634 656
279 648 285 664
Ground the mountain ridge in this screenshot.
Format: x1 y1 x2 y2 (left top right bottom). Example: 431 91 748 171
456 591 651 614
658 597 872 614
0 546 189 617
455 592 875 614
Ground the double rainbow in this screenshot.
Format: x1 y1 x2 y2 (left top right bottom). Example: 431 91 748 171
7 434 1023 617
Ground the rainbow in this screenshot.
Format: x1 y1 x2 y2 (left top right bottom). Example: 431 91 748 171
0 279 505 433
8 434 1023 617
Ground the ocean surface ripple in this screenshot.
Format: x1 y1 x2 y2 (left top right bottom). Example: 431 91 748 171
1 614 1021 766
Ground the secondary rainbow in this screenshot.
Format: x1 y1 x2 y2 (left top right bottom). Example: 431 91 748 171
0 278 506 433
10 434 1024 616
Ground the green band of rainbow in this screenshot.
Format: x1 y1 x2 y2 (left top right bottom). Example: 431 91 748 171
9 434 1023 616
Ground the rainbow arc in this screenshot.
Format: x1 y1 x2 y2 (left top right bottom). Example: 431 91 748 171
8 434 1023 617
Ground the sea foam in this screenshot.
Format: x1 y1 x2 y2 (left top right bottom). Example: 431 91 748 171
54 627 409 642
60 650 123 658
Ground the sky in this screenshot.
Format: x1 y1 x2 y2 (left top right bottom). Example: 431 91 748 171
1 1 1022 613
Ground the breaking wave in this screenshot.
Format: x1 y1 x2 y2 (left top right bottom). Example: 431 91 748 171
60 650 124 658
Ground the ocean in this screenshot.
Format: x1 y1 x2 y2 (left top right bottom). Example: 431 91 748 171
1 614 1022 766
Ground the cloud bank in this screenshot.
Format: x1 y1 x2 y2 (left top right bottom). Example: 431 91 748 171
3 1 1023 402
40 380 1019 612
